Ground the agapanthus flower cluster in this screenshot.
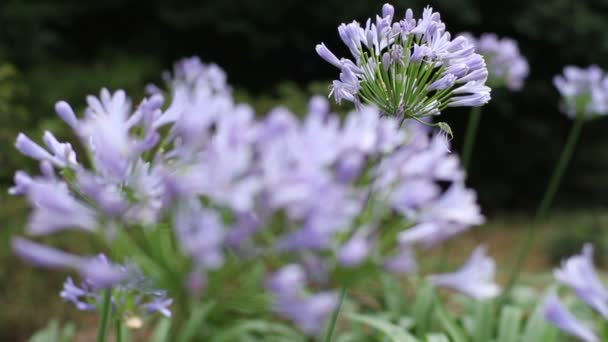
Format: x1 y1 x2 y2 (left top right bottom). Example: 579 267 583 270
60 255 172 321
11 56 491 333
543 244 606 342
316 3 491 122
554 65 608 119
459 33 529 91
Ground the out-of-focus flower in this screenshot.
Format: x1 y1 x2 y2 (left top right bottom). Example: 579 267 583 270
554 65 608 119
460 33 529 91
430 245 500 299
11 55 486 333
543 294 599 342
267 265 337 334
60 254 172 319
554 244 608 318
316 3 490 122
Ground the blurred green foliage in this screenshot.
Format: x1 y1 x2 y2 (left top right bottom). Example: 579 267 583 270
545 212 608 266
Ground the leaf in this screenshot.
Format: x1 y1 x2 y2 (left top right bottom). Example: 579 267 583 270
435 304 467 342
410 283 436 336
29 320 59 342
522 294 559 342
150 318 172 342
176 302 215 342
496 306 523 342
212 320 306 342
471 300 495 342
426 333 450 342
347 313 419 342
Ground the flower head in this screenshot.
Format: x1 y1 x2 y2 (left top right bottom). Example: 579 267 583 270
317 3 491 121
554 65 608 119
60 255 172 319
461 33 529 91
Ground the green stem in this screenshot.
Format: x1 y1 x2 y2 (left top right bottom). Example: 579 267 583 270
115 319 123 342
502 110 586 298
461 106 483 171
97 288 113 342
323 286 347 342
437 106 482 271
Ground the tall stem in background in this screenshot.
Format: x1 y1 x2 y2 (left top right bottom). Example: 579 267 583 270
437 106 483 271
461 106 483 171
97 288 113 342
323 286 347 342
503 110 586 297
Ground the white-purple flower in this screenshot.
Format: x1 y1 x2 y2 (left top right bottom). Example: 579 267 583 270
460 33 529 91
543 294 599 342
317 3 490 120
430 246 500 299
554 244 608 318
554 65 608 119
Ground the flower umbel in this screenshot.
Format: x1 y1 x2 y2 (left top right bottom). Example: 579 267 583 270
554 65 608 119
460 33 529 91
316 3 491 121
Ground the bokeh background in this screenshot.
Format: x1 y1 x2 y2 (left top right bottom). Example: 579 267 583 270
2 0 608 340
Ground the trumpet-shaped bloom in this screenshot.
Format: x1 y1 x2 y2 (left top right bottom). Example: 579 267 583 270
543 294 599 342
554 244 608 318
430 246 500 299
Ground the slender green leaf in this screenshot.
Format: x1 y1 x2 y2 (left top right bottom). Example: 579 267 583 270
348 313 419 342
150 318 172 342
176 302 215 342
212 320 306 342
435 304 467 342
497 306 523 342
426 333 450 342
411 283 436 336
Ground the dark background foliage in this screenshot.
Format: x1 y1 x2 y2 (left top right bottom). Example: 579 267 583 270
2 0 608 212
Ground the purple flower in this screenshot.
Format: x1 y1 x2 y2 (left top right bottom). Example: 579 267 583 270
554 65 608 118
554 244 608 318
543 294 599 342
267 265 337 334
338 233 372 266
318 3 491 118
59 255 172 318
430 246 500 299
461 33 529 91
13 239 125 287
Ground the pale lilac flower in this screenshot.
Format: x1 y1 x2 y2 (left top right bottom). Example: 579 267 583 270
13 239 125 287
460 33 529 90
554 65 608 118
317 3 490 119
11 55 486 335
267 265 337 334
543 294 599 342
338 233 372 266
554 244 608 318
430 246 500 299
60 255 172 318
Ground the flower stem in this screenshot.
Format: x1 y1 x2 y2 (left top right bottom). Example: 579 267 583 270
503 110 586 298
323 286 347 342
97 288 113 342
437 106 482 271
115 319 123 342
461 106 483 171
